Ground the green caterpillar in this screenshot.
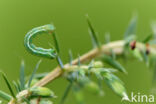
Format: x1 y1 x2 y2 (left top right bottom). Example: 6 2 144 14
24 24 57 59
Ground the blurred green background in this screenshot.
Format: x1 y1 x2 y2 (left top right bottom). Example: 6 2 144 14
0 0 155 104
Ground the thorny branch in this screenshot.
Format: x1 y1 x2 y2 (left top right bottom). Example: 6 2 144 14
34 40 156 87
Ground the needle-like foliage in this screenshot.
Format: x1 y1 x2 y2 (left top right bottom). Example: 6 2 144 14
68 50 73 65
101 55 127 74
86 15 100 48
0 90 12 101
28 60 42 88
1 14 156 104
124 15 137 39
20 60 25 90
1 73 16 98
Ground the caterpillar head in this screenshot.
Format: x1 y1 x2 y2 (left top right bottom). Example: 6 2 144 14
42 24 55 33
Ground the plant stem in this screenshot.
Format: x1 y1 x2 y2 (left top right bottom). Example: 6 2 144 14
34 40 156 87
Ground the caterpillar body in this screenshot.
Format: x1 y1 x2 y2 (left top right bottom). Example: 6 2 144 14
24 24 57 59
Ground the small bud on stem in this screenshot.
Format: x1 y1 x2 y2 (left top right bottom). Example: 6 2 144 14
146 43 150 55
130 40 136 50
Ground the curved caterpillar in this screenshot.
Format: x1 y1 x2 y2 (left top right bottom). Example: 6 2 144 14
24 24 57 59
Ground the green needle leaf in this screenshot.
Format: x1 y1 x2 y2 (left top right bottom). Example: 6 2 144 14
56 56 64 69
28 60 42 87
110 49 116 60
124 15 137 39
1 72 16 98
0 90 12 101
34 72 48 79
142 34 153 43
86 15 100 48
68 50 73 65
13 81 20 93
22 97 31 104
60 82 73 104
104 32 110 44
53 32 60 53
17 81 21 91
20 60 25 90
101 55 127 74
78 55 81 66
151 23 156 40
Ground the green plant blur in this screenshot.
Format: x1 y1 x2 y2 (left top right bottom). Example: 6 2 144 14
0 0 155 104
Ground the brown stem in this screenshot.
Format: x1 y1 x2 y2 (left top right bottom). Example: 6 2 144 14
34 40 156 87
37 97 41 104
